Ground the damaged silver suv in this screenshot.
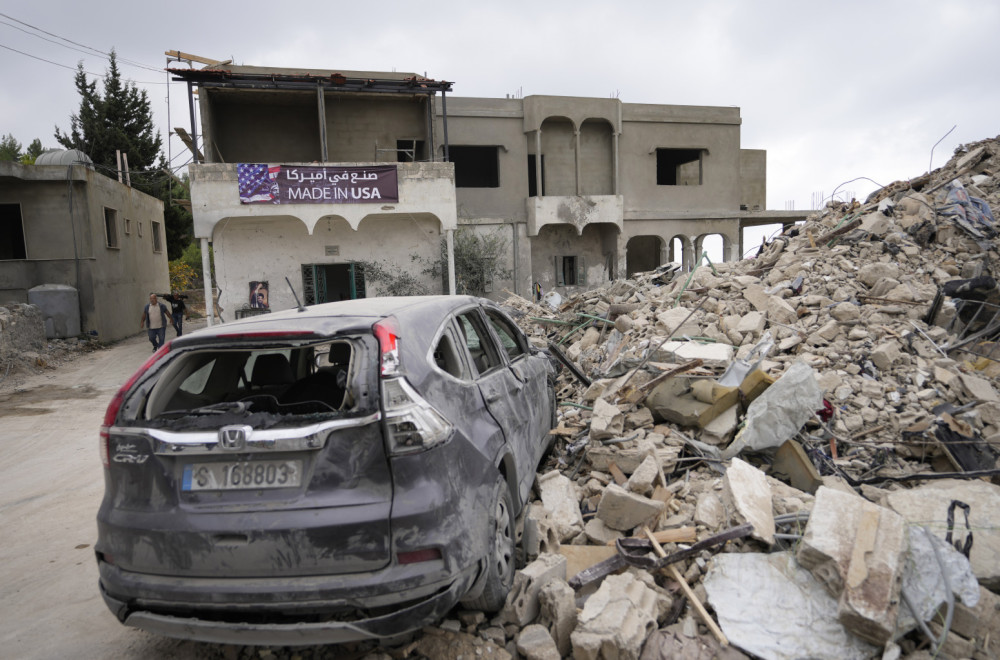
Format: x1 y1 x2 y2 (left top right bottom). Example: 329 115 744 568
96 295 556 645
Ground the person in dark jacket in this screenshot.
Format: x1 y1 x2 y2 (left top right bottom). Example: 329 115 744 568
139 293 170 351
161 292 189 336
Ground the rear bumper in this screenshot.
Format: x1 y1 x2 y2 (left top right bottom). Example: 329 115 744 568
99 560 479 645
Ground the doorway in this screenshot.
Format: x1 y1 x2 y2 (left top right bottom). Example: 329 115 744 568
301 263 367 304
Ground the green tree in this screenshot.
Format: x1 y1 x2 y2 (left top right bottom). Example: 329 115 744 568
54 50 162 173
21 138 44 164
54 50 195 258
0 133 22 161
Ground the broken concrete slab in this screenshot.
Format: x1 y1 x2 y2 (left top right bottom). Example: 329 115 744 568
638 624 749 660
516 624 561 660
596 483 665 532
722 458 775 545
502 553 567 627
796 486 907 645
537 579 577 657
625 454 660 496
590 398 625 441
652 341 735 369
898 525 980 633
703 552 878 660
571 571 668 660
537 470 585 542
886 478 1000 589
959 372 1000 402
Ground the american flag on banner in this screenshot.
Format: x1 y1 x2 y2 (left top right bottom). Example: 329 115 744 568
237 163 281 203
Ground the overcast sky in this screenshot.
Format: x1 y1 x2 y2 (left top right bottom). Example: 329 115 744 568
2 0 997 231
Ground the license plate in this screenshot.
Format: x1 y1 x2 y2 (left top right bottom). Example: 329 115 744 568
182 460 302 491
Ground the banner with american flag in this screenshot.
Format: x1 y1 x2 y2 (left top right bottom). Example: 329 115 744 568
237 164 282 203
236 164 399 205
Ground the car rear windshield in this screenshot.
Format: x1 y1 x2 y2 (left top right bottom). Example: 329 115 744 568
126 338 376 430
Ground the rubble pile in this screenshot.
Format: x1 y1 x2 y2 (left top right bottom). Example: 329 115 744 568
476 136 1000 659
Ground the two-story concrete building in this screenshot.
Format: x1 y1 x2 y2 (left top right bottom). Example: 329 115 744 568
168 63 801 321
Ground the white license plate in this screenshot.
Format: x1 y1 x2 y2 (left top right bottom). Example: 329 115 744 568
182 459 302 491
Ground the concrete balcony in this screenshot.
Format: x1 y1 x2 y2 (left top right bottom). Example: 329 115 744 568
526 194 623 237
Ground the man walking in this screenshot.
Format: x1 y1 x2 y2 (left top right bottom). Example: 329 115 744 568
140 293 170 351
161 292 189 336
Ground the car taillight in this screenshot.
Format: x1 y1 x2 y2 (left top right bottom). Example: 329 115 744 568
382 377 453 455
373 318 400 376
101 342 171 468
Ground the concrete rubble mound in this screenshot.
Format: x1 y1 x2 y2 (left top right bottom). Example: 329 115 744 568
203 138 1000 660
466 135 1000 660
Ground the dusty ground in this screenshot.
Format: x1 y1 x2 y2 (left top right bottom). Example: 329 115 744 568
0 322 501 660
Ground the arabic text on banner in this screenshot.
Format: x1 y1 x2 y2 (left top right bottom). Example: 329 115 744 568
237 164 399 204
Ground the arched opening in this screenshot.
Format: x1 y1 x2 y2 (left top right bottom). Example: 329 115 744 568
626 235 665 277
669 234 693 271
695 232 733 264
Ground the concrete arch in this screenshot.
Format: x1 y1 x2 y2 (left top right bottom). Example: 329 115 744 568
694 231 736 263
625 235 665 277
669 234 695 271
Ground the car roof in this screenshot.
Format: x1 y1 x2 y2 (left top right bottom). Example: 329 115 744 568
172 295 487 347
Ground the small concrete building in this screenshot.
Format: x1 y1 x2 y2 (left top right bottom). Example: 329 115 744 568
0 152 169 341
168 63 803 319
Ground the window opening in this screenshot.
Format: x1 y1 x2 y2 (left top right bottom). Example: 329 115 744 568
457 312 501 375
0 203 26 260
301 263 367 304
152 221 163 252
555 255 586 287
485 310 525 361
104 207 119 248
656 148 703 186
396 139 425 162
450 146 500 188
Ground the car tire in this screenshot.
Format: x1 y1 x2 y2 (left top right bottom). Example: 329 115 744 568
464 478 516 612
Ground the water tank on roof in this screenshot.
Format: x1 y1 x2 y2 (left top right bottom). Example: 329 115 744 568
28 284 81 339
34 149 94 167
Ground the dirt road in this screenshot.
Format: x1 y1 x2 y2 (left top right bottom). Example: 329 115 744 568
0 322 243 659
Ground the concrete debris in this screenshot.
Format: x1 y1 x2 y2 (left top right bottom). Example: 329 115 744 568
796 486 907 644
502 553 567 627
450 134 1000 660
722 458 775 545
515 624 561 660
595 483 665 532
571 571 670 660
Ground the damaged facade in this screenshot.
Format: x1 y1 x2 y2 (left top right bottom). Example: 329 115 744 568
167 63 803 319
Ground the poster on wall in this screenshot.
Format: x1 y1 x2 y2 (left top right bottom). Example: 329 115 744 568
237 164 399 205
249 281 269 309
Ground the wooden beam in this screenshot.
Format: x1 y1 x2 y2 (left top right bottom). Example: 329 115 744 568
165 50 232 66
173 127 204 162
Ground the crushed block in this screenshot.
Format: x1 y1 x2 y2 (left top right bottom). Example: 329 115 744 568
502 553 567 626
583 518 623 545
625 454 659 496
797 486 907 645
651 341 735 368
516 624 561 660
595 483 664 531
871 340 901 371
537 580 577 657
590 398 624 440
537 471 584 542
570 572 667 660
523 503 560 561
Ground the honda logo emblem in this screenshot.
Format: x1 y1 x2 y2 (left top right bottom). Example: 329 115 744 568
219 425 251 451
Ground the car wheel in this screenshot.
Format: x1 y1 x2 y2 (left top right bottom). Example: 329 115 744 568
464 478 516 612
